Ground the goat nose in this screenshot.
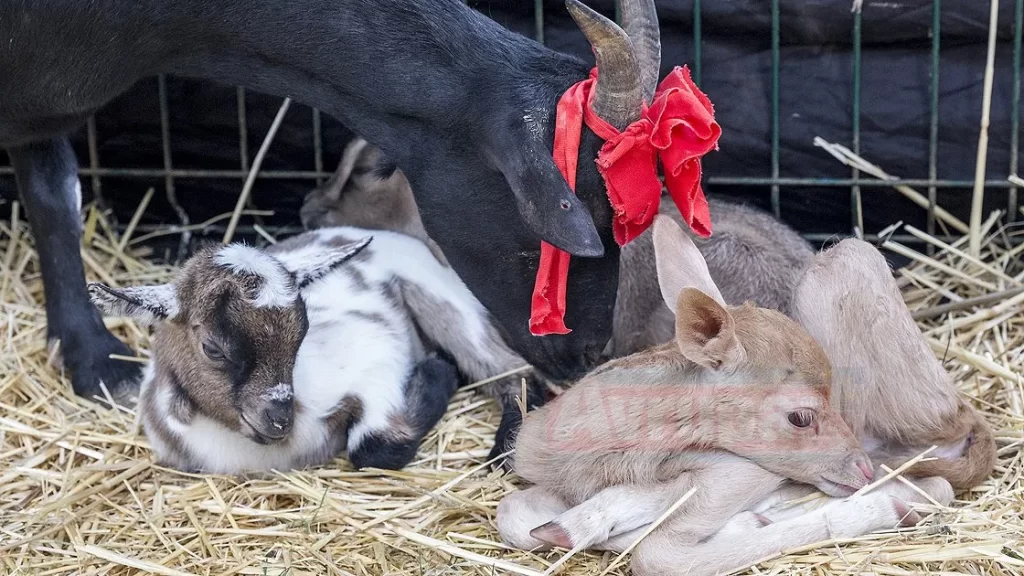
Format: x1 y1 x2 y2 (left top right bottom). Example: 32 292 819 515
262 401 294 435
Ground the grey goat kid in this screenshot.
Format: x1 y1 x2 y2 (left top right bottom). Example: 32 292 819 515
89 228 527 473
300 137 449 266
608 199 814 358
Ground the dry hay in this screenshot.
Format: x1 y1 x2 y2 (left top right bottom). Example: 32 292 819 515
1 202 1022 576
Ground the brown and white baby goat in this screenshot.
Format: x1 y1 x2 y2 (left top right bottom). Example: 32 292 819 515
89 227 526 473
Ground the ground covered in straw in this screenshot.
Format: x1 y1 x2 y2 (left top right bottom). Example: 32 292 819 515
1 205 1022 576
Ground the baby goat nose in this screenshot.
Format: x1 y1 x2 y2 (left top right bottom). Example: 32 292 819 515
262 400 294 435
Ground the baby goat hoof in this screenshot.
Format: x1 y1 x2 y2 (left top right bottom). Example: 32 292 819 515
530 521 574 549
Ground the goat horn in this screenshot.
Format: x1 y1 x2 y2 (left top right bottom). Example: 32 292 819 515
566 0 644 130
619 0 661 102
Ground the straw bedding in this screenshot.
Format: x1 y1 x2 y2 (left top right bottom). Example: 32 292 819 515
1 202 1022 576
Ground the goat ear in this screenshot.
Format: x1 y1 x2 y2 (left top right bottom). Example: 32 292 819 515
291 236 373 288
87 282 179 326
323 137 372 201
674 287 744 370
652 214 726 311
489 134 604 258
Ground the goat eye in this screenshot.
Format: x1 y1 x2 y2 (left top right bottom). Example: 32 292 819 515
202 341 225 360
787 410 815 428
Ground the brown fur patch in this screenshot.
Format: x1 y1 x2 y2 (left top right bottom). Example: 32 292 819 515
325 395 364 452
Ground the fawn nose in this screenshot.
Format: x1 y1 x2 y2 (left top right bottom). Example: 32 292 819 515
855 456 874 483
262 400 294 437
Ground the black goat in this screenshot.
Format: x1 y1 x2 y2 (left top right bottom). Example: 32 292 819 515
0 0 662 405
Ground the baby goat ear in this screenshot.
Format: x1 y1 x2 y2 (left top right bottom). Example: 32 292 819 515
652 214 726 310
291 236 373 288
322 137 372 201
674 287 744 371
87 282 179 326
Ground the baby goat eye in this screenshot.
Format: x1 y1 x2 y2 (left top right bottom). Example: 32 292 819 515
202 341 225 360
787 410 815 428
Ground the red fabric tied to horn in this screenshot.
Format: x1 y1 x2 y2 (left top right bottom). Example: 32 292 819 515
530 65 721 336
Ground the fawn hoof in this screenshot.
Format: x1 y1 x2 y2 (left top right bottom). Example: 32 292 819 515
531 521 574 549
891 497 922 527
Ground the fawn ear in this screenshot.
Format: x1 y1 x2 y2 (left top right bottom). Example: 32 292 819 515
673 288 743 370
652 214 726 310
88 282 179 326
288 236 373 288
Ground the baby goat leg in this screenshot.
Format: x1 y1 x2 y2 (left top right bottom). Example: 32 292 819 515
347 354 461 470
397 277 544 463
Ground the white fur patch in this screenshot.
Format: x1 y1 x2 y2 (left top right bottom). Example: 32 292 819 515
214 244 297 308
73 179 83 212
262 382 294 403
933 436 969 460
88 282 180 326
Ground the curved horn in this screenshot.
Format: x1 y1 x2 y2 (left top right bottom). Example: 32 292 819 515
620 0 662 101
566 0 644 130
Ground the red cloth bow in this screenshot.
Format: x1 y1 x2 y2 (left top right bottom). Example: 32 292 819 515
530 65 721 336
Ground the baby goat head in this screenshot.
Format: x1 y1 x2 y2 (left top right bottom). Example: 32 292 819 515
88 239 371 448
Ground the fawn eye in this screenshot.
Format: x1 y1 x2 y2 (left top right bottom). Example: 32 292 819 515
787 410 815 428
202 341 226 361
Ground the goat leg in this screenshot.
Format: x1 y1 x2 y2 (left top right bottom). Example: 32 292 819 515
347 353 461 470
8 137 142 405
397 277 546 468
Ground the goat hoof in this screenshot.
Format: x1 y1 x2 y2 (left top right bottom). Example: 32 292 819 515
486 444 515 473
891 497 922 527
530 521 574 549
62 330 143 407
